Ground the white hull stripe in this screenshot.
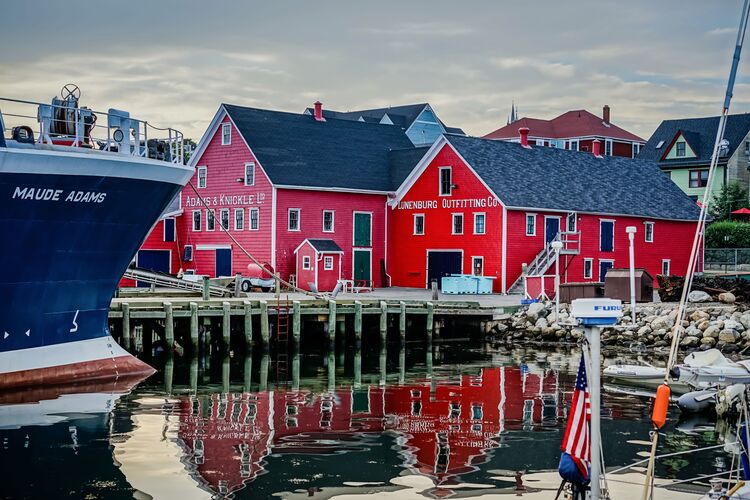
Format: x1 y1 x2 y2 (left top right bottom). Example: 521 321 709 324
0 336 132 374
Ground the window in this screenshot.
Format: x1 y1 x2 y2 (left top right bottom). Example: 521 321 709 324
439 167 452 196
472 256 484 276
288 208 300 231
474 213 486 235
197 166 207 189
689 170 708 188
644 221 654 243
525 213 536 236
656 140 665 149
536 139 545 146
600 220 614 252
244 163 255 186
323 210 334 233
221 123 231 145
234 208 244 230
567 212 577 233
632 143 641 158
568 140 579 151
662 259 671 276
605 139 613 156
220 209 230 230
676 142 686 157
324 256 334 270
164 218 175 242
583 258 593 279
249 208 259 230
452 213 464 235
192 210 201 231
413 214 425 235
206 209 215 231
302 256 311 270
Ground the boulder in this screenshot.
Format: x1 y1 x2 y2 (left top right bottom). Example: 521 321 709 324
690 310 710 322
703 325 720 339
725 319 744 332
651 316 675 331
719 292 737 304
688 290 712 303
493 323 508 333
637 326 652 337
719 329 739 343
535 317 549 329
740 314 750 330
527 302 546 321
680 336 699 347
701 337 717 347
696 319 710 331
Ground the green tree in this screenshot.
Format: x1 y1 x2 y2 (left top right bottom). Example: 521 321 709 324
710 181 749 221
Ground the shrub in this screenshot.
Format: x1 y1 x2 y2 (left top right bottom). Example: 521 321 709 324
705 221 750 248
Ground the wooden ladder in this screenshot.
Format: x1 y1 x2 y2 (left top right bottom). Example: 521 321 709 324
275 296 290 385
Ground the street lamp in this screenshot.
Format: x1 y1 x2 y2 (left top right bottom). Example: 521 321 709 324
551 240 564 322
626 226 637 323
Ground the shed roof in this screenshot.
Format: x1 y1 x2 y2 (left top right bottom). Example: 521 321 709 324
444 135 701 221
306 239 343 253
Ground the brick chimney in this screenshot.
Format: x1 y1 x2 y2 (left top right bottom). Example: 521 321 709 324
592 139 603 158
313 101 325 122
603 105 610 124
519 127 531 148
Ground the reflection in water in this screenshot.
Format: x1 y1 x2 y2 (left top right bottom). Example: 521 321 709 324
0 343 736 499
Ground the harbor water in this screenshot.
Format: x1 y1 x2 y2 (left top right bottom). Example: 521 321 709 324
0 337 734 499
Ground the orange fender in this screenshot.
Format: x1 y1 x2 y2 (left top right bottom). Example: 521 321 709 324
652 383 671 429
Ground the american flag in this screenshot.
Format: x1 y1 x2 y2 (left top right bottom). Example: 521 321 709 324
561 354 591 477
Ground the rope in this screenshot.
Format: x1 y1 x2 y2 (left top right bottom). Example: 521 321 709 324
185 181 321 298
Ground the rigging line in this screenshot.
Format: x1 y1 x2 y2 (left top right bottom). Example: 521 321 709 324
186 181 321 298
608 443 728 474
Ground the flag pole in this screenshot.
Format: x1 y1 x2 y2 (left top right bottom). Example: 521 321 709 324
587 324 602 500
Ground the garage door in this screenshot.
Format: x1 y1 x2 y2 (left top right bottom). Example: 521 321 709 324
427 251 462 290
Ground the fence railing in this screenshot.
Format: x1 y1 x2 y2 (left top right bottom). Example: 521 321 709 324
704 248 750 272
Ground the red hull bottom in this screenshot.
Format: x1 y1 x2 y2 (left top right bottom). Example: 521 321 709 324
0 355 155 391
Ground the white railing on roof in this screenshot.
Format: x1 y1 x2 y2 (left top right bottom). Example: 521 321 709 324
0 87 185 165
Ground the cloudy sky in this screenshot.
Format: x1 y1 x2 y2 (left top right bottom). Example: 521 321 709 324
1 1 749 141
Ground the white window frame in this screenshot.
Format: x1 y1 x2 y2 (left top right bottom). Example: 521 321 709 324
197 166 207 189
413 213 425 235
662 259 671 276
599 219 615 252
249 207 259 231
288 208 301 232
439 167 452 196
525 213 537 236
644 221 654 243
568 139 579 151
473 212 486 235
599 259 615 282
206 209 216 231
452 213 464 235
322 210 335 233
234 208 244 231
583 258 593 279
244 162 255 186
323 256 334 271
535 139 545 146
605 138 613 156
472 256 484 276
632 143 641 158
220 208 230 230
192 210 202 232
221 123 231 145
567 212 577 233
302 255 311 270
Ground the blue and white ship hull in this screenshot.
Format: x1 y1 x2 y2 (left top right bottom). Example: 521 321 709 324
0 146 193 388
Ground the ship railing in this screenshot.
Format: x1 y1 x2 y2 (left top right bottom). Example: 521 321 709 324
0 96 186 165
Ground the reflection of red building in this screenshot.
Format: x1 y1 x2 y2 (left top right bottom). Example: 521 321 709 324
176 366 561 495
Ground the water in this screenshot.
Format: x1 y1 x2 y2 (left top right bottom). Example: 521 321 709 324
0 340 734 499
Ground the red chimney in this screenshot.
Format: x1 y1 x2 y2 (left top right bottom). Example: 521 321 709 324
592 139 602 158
603 105 610 124
519 127 531 148
313 101 325 122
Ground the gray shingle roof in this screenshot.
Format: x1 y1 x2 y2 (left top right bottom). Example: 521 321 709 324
445 135 701 221
639 113 750 167
389 146 431 190
224 104 414 191
306 239 343 253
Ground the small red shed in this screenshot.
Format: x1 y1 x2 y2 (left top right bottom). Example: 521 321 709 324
294 238 343 292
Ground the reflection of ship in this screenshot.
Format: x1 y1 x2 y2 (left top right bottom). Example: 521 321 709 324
175 366 562 496
0 88 192 389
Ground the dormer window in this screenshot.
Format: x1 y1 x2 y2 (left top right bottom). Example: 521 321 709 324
221 123 231 145
676 142 686 157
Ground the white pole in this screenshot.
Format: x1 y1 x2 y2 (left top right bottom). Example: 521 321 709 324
552 241 563 322
626 226 637 323
587 325 602 500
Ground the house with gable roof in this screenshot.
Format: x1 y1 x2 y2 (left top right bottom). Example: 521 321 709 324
639 113 750 201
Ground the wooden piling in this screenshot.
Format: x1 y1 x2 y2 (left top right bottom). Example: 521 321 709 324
243 300 253 347
292 301 301 343
260 300 269 348
234 273 242 298
426 301 434 342
222 301 231 348
190 302 199 351
328 300 336 342
354 301 362 341
121 303 131 350
399 301 406 341
164 301 174 350
379 301 387 341
202 276 210 301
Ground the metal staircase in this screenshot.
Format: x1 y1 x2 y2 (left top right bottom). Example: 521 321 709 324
508 232 580 294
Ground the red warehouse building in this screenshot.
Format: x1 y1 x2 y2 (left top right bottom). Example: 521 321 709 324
388 131 702 293
134 102 418 291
